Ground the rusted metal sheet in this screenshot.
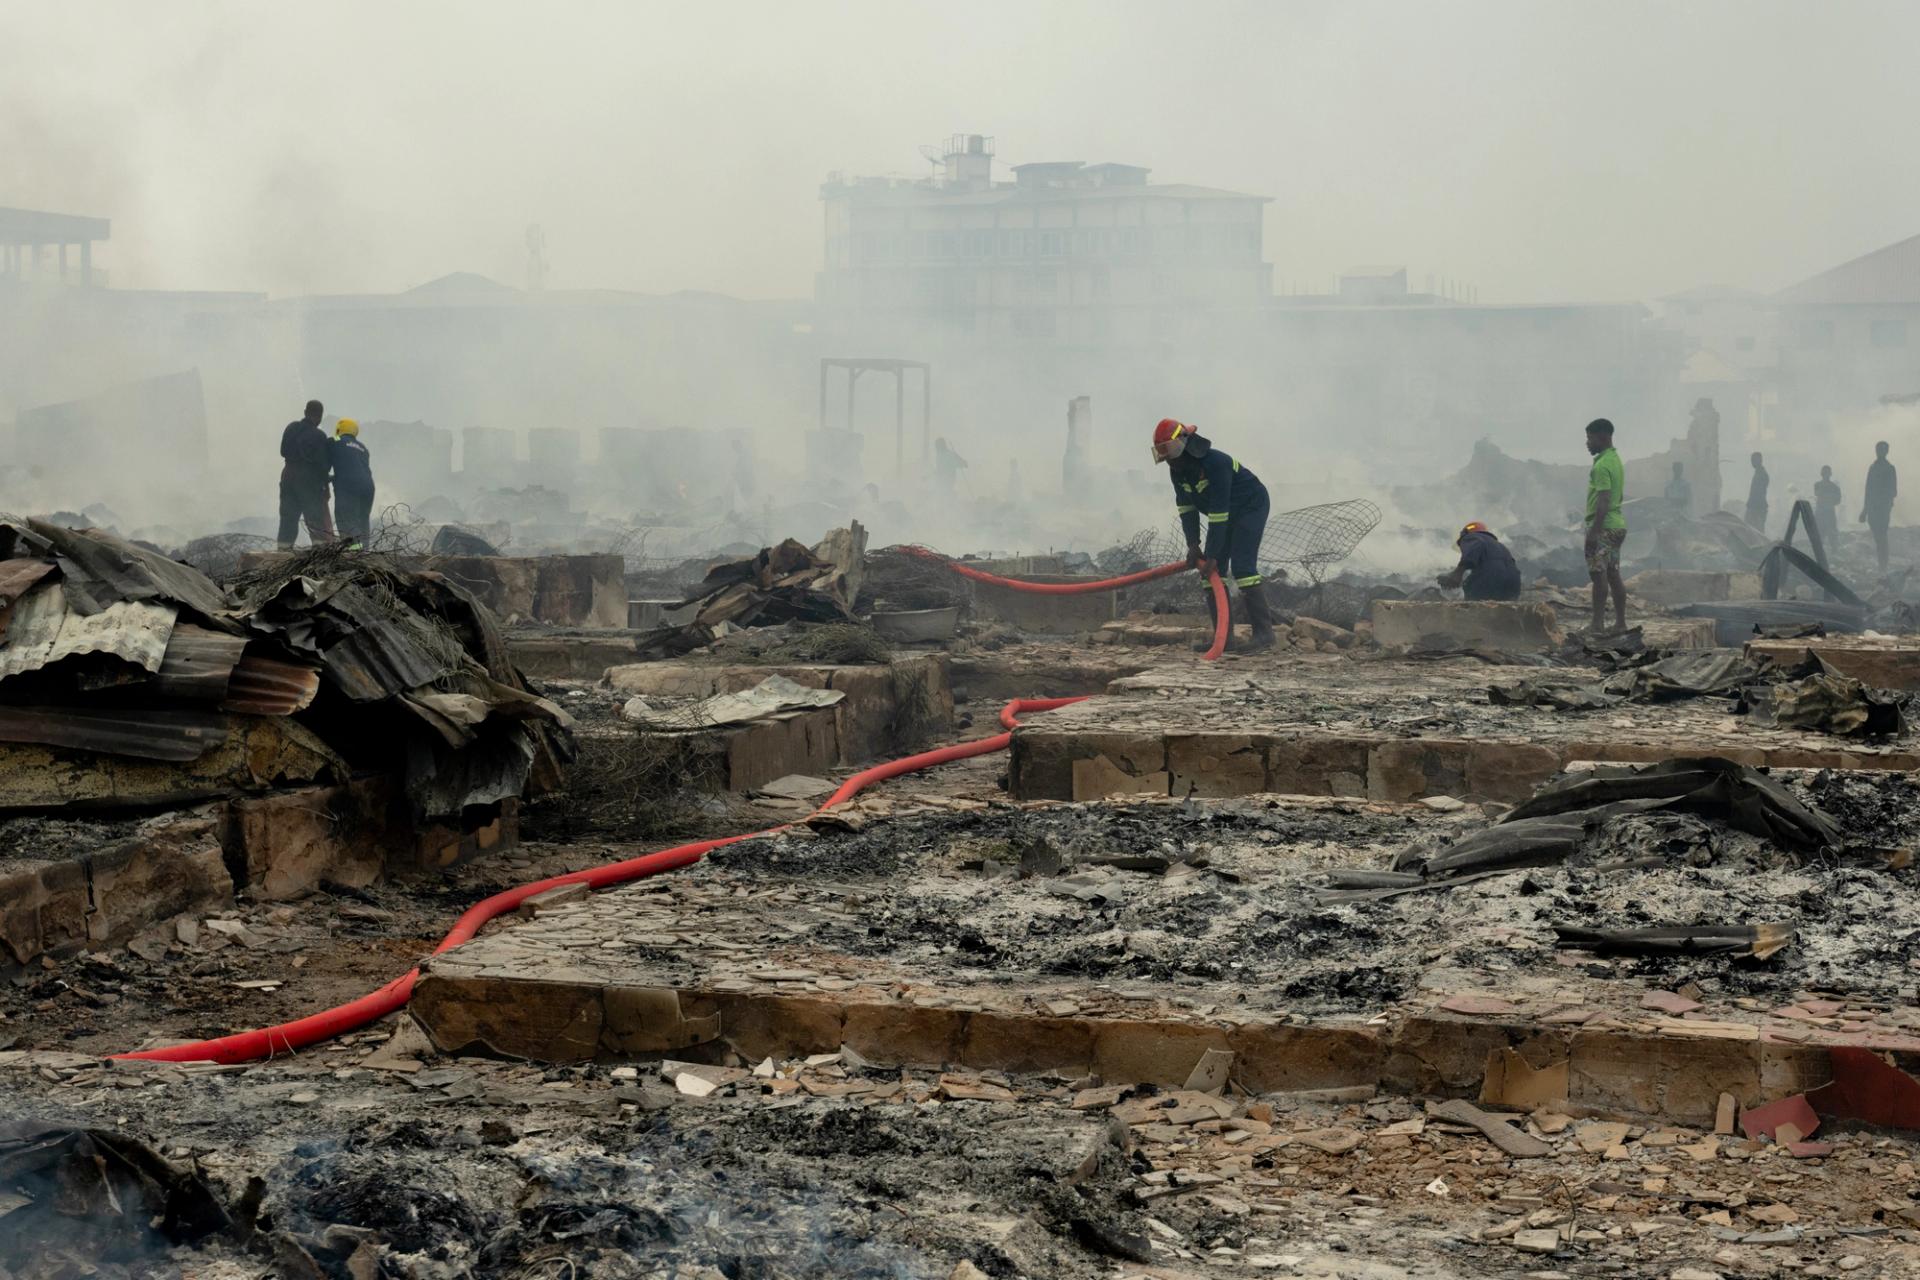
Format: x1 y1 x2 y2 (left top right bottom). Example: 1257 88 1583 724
0 583 177 682
0 559 55 612
0 706 228 762
148 624 249 702
0 558 54 644
222 651 321 716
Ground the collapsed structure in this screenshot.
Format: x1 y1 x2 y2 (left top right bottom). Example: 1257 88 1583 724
0 518 572 967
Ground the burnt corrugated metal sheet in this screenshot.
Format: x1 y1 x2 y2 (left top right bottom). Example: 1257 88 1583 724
22 519 237 625
0 706 229 762
149 624 248 701
0 560 55 611
313 584 452 701
0 559 56 644
222 651 321 716
0 583 177 682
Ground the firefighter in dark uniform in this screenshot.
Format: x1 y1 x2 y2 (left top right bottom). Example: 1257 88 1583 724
329 418 376 549
1151 418 1277 651
1436 521 1522 601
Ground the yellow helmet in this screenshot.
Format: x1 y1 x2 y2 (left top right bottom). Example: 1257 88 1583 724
335 418 359 437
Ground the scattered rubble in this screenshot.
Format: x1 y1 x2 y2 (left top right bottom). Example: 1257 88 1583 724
7 506 1920 1280
634 525 867 658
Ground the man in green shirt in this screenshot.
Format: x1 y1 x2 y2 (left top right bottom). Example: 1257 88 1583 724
1584 418 1627 634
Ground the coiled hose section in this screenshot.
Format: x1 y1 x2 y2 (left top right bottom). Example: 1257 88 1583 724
115 561 1227 1063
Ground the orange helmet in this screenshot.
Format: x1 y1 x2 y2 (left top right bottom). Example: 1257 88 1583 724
1151 418 1190 463
1458 521 1491 544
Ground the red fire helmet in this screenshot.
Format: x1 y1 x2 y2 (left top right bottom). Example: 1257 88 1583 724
1151 418 1189 463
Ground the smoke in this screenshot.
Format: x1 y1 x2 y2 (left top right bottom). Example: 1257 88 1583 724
3 2 1919 558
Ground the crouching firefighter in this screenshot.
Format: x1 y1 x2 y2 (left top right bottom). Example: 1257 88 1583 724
1151 418 1277 652
1437 521 1521 601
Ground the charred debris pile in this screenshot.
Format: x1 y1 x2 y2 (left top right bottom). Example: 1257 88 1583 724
0 518 573 861
633 523 871 658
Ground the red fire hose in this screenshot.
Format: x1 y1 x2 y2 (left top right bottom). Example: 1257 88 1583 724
114 563 1230 1064
899 546 1230 662
899 545 1191 595
113 698 1090 1064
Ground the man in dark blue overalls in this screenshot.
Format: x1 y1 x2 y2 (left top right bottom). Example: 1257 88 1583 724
1152 418 1276 652
1437 521 1522 600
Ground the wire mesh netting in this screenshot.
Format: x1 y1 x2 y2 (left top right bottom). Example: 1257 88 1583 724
1129 498 1384 583
1260 499 1383 581
1092 528 1167 575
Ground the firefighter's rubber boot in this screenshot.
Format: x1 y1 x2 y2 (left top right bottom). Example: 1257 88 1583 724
1241 583 1278 652
1193 588 1221 651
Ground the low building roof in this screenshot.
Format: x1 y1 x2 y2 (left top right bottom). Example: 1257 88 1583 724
1776 233 1920 306
0 207 111 245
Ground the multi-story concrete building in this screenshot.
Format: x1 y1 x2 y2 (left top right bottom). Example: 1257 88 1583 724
818 135 1271 344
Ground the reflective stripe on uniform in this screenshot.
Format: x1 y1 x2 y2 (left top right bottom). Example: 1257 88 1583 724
1234 573 1262 588
1175 504 1196 514
1206 512 1229 523
1195 479 1209 492
1231 459 1240 473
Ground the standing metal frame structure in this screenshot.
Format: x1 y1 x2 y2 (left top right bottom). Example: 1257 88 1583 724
819 358 932 477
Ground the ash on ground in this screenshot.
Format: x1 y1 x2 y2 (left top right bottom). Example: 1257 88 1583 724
708 777 1920 1011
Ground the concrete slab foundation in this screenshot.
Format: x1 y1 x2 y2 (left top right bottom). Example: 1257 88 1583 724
948 646 1152 704
0 810 231 967
604 656 954 770
509 634 643 680
1748 636 1920 690
1007 656 1920 802
0 778 518 968
413 841 1920 1128
1372 600 1565 653
1637 617 1718 649
224 778 518 900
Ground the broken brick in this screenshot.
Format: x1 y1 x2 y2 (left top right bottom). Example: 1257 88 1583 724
1640 989 1703 1015
1739 1094 1820 1143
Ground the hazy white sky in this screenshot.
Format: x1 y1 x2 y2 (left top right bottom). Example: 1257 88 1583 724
6 0 1916 303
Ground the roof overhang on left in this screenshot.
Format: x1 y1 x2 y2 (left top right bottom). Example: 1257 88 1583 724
0 207 111 246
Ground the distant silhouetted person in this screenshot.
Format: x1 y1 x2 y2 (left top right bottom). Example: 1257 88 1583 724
1813 465 1841 543
278 399 334 548
730 436 756 501
1745 452 1770 533
1863 440 1898 574
1691 398 1720 434
932 437 967 496
1665 461 1692 514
